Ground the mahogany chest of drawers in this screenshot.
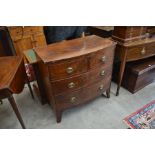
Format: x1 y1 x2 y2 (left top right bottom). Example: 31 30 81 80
34 35 116 123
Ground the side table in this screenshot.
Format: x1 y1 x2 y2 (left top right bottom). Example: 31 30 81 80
0 56 33 128
114 38 155 96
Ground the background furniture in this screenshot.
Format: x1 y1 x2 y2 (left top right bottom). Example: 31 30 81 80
0 56 34 129
0 26 16 56
34 35 116 122
112 26 147 43
8 26 47 57
112 26 155 96
113 57 155 93
87 26 114 38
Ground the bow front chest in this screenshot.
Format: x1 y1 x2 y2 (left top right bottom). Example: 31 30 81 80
35 35 116 122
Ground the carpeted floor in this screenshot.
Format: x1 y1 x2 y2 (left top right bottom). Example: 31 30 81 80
0 82 155 129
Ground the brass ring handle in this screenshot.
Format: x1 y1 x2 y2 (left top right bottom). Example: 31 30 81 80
99 85 104 90
141 48 146 55
66 67 74 74
100 70 105 76
70 97 77 104
68 82 75 89
101 56 106 62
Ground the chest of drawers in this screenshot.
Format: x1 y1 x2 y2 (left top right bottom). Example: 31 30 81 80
34 35 116 123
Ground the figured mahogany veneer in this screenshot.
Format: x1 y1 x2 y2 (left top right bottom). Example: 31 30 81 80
34 35 116 123
0 57 26 94
54 78 111 110
51 65 112 95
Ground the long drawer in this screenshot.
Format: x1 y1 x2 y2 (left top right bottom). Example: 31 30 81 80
126 41 155 61
54 77 111 110
51 65 112 95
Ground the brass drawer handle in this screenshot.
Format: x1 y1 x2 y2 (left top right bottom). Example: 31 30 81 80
101 56 106 62
68 82 75 89
70 97 77 104
66 67 74 74
100 70 105 76
99 85 104 90
141 48 146 55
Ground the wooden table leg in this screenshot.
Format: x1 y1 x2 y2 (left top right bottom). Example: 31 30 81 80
116 51 127 96
8 96 26 129
106 83 111 98
56 109 62 123
26 78 34 99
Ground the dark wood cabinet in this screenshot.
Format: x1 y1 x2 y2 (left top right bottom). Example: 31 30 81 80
112 26 155 95
34 35 116 123
118 58 155 93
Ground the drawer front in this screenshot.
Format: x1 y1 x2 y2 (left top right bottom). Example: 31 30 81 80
89 46 115 69
126 43 155 61
48 57 88 80
54 77 111 109
51 65 112 95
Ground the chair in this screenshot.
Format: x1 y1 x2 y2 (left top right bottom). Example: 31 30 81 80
0 56 34 129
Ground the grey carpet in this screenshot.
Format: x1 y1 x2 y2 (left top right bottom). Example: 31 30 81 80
0 82 154 129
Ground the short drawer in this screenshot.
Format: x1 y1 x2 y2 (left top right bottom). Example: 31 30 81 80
48 57 88 80
89 46 115 69
51 65 112 95
126 42 155 61
54 77 111 109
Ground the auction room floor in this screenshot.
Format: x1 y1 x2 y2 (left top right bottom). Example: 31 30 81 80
0 82 155 129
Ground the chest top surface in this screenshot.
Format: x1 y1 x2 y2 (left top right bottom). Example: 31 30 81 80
0 56 22 90
34 35 116 63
